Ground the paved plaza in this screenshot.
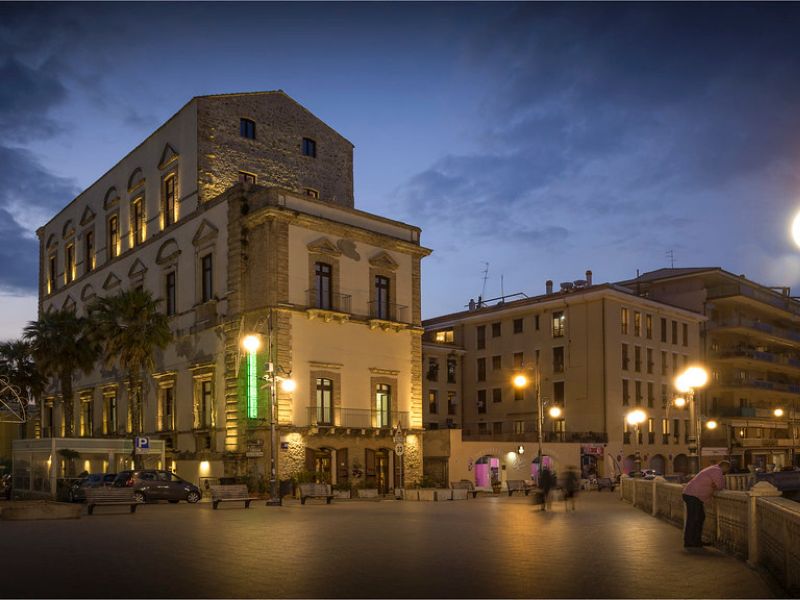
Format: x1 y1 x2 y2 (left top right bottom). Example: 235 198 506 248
1 492 778 598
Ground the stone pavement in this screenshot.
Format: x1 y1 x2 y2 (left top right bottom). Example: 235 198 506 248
0 492 778 598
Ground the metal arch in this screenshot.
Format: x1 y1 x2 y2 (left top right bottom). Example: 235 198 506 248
0 376 31 424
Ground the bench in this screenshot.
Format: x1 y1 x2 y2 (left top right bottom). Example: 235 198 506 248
210 484 258 509
85 487 138 515
506 480 532 496
597 477 616 491
299 483 333 505
450 480 478 499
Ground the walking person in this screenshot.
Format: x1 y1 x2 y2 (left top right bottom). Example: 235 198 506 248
682 460 730 549
563 466 579 511
539 467 554 511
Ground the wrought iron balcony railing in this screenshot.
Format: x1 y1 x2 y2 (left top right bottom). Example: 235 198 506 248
306 406 410 429
305 289 352 313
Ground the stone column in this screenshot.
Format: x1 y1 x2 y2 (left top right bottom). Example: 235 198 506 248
746 481 781 567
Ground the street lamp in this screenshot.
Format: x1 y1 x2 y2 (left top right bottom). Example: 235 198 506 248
675 365 709 475
774 408 784 418
626 409 647 473
512 367 563 483
705 419 718 430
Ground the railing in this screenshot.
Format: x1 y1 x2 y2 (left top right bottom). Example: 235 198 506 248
725 473 755 491
622 477 799 595
714 348 800 370
709 316 800 344
707 283 800 318
717 378 800 394
461 423 608 444
305 289 352 313
306 406 409 429
368 301 409 324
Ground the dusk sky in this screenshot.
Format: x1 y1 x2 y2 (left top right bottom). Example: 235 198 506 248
3 2 800 339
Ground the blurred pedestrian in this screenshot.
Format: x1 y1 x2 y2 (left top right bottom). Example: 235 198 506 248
563 466 579 511
682 460 730 549
539 467 554 511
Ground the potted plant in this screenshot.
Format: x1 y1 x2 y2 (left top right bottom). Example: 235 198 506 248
333 481 352 499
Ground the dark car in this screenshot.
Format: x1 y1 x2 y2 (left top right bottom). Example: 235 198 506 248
113 469 201 504
69 473 116 502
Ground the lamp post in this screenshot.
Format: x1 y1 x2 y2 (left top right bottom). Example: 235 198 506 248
626 409 647 473
512 367 563 484
774 405 797 468
242 310 295 507
675 365 709 475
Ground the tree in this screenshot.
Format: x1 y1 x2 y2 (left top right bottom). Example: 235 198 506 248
0 339 45 405
24 310 98 437
88 288 171 466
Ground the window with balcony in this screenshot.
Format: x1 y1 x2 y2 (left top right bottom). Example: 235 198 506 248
552 311 565 337
621 308 629 335
428 390 438 415
648 418 655 444
103 392 117 435
660 318 667 342
671 320 678 345
514 387 524 402
476 325 486 350
634 312 641 336
553 381 565 404
375 383 391 427
374 275 391 320
673 418 680 443
477 390 487 414
477 358 486 382
491 355 501 370
661 351 668 375
427 357 439 381
447 357 457 383
492 388 502 403
514 420 524 434
622 344 629 370
662 418 670 444
634 346 641 372
646 348 653 374
314 261 333 310
552 418 566 441
492 422 503 435
194 378 213 429
513 352 523 369
622 379 630 406
80 398 93 436
447 391 457 415
672 352 678 374
646 314 653 339
201 253 213 303
159 384 175 431
315 377 334 425
553 346 564 373
635 381 642 405
647 382 654 408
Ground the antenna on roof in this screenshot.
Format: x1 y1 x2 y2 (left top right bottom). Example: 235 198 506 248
500 274 505 300
481 262 490 301
666 249 675 268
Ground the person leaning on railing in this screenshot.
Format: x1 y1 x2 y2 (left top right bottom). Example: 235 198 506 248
681 461 731 549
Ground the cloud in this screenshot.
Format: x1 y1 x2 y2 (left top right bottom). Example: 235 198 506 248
397 3 800 299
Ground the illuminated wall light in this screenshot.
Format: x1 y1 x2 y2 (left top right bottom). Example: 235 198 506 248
199 460 210 474
83 459 91 472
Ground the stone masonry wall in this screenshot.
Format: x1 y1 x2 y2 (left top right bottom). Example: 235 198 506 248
197 92 354 207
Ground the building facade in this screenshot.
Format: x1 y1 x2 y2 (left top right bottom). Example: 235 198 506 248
620 268 800 471
422 275 704 485
34 92 429 492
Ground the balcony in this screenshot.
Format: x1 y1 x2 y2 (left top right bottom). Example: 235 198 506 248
716 378 800 396
306 406 410 430
708 316 800 345
462 421 608 444
707 283 800 318
305 289 352 323
368 301 410 329
713 348 800 373
737 437 795 448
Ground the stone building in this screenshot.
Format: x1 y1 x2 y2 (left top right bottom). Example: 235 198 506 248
34 91 429 491
619 267 800 471
422 274 704 486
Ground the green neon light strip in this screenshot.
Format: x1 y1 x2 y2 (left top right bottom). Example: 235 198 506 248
247 349 258 419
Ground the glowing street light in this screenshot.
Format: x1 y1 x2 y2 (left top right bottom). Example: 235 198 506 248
705 419 719 430
280 378 297 393
242 334 261 353
675 365 710 474
673 396 687 408
548 406 563 419
774 408 785 418
626 409 648 473
626 409 647 426
512 374 530 389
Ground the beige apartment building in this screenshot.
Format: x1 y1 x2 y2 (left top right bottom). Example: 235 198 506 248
620 268 800 471
422 275 704 485
33 91 429 492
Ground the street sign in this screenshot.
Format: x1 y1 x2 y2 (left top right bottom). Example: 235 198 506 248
134 437 150 454
395 443 405 456
246 450 264 458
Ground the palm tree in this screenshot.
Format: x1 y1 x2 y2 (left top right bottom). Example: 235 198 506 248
0 339 45 406
24 310 98 437
88 288 171 466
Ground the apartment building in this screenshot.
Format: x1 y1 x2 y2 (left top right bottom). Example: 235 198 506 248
422 274 704 485
620 268 800 471
34 91 429 491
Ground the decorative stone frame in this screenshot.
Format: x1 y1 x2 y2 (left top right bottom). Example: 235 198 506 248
80 224 96 275
106 210 121 261
368 251 399 322
129 194 146 249
190 363 215 432
369 373 399 429
308 367 342 426
306 237 342 310
160 165 180 230
102 385 119 436
78 389 94 436
153 371 177 432
193 219 219 306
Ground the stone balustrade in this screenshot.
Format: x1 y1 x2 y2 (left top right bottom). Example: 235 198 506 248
621 476 797 595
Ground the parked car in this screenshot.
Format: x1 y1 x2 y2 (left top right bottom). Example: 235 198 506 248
113 470 201 504
69 473 116 502
639 469 662 480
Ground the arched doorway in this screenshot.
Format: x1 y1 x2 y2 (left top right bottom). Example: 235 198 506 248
673 453 689 476
475 455 500 488
305 447 333 484
623 455 637 474
650 454 666 475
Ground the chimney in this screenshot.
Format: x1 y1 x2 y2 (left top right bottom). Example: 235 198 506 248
546 280 553 295
585 270 593 286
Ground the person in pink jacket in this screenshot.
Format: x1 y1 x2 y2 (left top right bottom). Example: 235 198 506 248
682 461 731 548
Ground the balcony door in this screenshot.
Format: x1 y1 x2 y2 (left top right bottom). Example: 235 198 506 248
315 377 333 425
315 262 332 310
375 275 390 319
375 383 391 428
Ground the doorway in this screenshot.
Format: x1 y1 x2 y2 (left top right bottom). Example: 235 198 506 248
305 447 332 484
365 448 391 494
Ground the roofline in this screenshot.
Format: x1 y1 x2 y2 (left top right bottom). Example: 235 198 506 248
423 283 705 329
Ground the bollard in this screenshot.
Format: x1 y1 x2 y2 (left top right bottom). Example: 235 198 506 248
746 481 781 567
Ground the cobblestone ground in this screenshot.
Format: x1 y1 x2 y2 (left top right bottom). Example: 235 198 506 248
1 492 777 598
